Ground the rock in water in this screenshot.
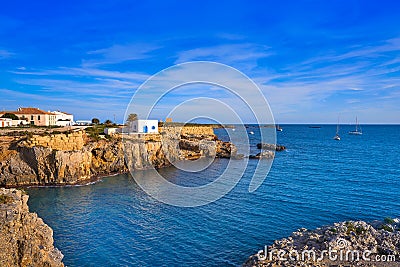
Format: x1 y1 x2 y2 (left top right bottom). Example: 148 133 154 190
249 151 275 159
256 143 286 151
0 188 64 267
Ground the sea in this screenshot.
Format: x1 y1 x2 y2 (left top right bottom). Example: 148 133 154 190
27 125 400 266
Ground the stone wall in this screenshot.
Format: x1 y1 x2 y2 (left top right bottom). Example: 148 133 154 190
24 131 84 151
160 125 215 137
181 125 215 136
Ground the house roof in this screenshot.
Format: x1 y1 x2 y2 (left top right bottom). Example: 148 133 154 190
0 107 54 115
52 110 73 115
16 107 54 115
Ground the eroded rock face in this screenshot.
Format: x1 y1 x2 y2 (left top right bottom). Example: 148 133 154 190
243 219 400 267
0 127 237 186
0 140 126 186
0 188 64 267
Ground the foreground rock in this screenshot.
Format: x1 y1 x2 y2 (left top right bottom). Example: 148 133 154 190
0 126 238 187
0 188 64 266
243 219 400 267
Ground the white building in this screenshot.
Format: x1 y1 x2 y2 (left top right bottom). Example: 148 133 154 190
12 119 29 126
130 119 158 133
0 107 56 126
104 127 123 135
75 120 92 126
0 118 12 127
51 111 74 126
0 118 28 127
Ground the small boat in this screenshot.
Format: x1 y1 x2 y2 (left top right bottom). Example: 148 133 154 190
232 128 235 131
276 125 283 132
349 116 362 135
333 117 340 140
249 131 254 135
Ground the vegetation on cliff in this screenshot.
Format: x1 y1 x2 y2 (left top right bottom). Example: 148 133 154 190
0 126 237 187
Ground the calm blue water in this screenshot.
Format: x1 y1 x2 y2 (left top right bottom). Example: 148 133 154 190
27 125 400 266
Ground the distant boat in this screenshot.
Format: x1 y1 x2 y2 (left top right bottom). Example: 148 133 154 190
349 117 362 135
333 117 340 140
249 131 254 135
276 125 283 132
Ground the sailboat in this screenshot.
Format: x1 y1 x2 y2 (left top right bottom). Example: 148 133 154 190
348 116 362 135
333 117 340 140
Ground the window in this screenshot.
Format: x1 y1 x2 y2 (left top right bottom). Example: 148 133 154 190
151 126 156 130
31 115 34 120
38 115 41 120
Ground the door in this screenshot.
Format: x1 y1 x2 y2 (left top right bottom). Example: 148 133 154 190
143 125 148 133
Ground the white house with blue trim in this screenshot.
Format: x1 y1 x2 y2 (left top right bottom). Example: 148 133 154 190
130 119 158 133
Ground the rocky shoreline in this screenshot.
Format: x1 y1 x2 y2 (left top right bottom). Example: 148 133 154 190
0 188 64 266
0 126 238 187
243 218 400 267
0 126 239 265
1 127 398 267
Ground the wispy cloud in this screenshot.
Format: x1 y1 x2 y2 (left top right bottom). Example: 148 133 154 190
6 36 400 123
0 49 14 59
11 67 150 81
175 43 272 69
83 43 161 67
8 63 150 121
297 37 400 67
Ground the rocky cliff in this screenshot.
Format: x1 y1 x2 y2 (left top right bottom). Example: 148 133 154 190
0 188 64 267
0 126 237 187
243 218 400 267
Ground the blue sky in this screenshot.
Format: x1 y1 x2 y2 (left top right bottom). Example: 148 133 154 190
1 0 400 123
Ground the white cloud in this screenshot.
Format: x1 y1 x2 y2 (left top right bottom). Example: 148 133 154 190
175 43 272 69
83 43 161 66
7 37 400 123
0 49 13 59
11 67 150 83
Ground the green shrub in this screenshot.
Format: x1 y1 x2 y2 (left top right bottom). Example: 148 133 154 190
345 221 355 235
384 217 395 224
1 113 19 120
355 226 366 235
379 224 393 232
85 125 107 141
